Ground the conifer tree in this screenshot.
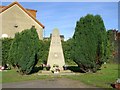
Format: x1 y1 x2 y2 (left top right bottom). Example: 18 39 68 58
72 14 107 72
9 27 40 74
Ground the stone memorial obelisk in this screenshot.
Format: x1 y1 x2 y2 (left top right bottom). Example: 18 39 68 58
47 28 65 70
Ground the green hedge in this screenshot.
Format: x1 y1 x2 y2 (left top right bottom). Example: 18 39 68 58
62 39 76 65
1 38 13 67
106 30 118 63
38 40 50 64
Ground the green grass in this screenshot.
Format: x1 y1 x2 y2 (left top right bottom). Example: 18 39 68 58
64 63 118 88
1 63 118 88
1 69 51 83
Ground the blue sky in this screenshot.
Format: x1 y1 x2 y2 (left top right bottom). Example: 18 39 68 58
1 2 118 40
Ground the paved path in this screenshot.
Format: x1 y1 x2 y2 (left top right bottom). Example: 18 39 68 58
2 78 97 88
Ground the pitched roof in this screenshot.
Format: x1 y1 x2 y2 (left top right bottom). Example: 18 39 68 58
0 5 37 13
0 2 45 29
0 6 6 8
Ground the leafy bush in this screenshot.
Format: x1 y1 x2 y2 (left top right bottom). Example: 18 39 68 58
9 27 40 74
72 14 107 72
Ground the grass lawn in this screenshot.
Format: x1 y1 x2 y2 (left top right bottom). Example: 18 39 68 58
1 63 118 88
1 69 51 83
64 63 118 88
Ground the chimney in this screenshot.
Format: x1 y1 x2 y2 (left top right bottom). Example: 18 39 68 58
26 9 37 18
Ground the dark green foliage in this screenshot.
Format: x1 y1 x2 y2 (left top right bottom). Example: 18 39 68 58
0 40 1 66
1 38 13 67
9 27 40 74
62 38 76 65
106 30 118 63
38 40 50 64
72 14 107 72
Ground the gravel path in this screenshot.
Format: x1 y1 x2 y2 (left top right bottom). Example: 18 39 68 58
2 78 97 88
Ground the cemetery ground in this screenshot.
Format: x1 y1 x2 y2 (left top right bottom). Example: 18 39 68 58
1 63 118 88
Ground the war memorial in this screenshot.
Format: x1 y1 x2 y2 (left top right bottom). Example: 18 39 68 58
1 2 119 89
47 29 65 71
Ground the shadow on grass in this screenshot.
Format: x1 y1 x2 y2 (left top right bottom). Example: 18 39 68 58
30 66 43 74
67 66 84 73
